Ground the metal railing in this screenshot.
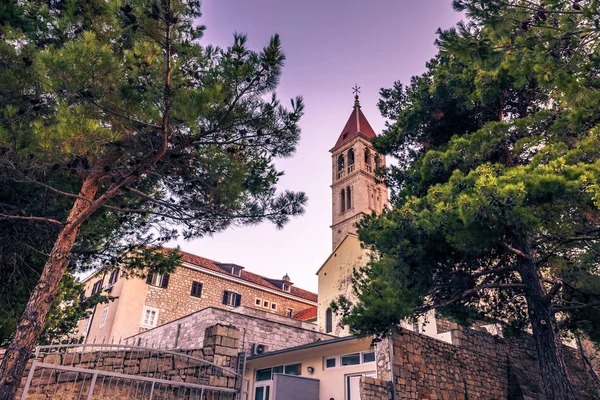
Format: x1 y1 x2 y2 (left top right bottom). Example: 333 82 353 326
20 343 242 400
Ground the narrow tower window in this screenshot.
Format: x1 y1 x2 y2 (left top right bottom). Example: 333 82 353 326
346 186 352 209
364 150 372 172
337 154 344 172
326 308 333 333
340 189 346 213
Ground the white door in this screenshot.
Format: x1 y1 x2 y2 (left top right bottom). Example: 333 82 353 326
346 375 362 400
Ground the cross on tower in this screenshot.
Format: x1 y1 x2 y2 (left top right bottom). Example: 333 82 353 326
352 84 361 96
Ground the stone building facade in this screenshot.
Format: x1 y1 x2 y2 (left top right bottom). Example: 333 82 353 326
78 250 317 345
124 306 334 354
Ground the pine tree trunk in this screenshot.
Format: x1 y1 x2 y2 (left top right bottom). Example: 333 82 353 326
0 176 100 400
519 256 577 400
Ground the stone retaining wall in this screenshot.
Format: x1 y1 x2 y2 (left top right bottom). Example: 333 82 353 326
14 324 242 400
386 326 599 400
360 376 393 400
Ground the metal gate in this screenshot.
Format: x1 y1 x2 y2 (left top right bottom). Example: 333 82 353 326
20 343 244 399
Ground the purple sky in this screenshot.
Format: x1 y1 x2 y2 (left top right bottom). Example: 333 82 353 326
173 0 462 292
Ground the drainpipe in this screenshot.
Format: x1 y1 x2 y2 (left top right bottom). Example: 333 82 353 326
387 333 397 400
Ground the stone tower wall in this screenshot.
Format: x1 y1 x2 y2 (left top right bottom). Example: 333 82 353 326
331 137 388 250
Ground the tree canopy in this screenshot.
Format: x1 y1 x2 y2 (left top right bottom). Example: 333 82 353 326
337 1 600 398
0 0 306 396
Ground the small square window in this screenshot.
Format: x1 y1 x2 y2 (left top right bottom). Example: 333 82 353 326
263 300 270 308
255 298 262 306
231 267 242 277
282 283 291 292
271 303 277 310
325 357 336 369
141 307 159 328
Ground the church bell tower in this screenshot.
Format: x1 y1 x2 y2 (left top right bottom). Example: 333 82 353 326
330 92 388 249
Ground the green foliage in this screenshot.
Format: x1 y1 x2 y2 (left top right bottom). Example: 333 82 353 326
340 0 600 347
0 0 306 343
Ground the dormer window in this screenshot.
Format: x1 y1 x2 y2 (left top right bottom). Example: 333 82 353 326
283 283 291 292
231 266 242 277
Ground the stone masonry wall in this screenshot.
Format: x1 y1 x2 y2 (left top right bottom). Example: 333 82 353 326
360 377 393 400
145 265 316 327
388 326 599 400
15 323 242 400
125 306 334 354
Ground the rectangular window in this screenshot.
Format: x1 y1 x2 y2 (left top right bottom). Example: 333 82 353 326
256 368 272 382
255 298 262 306
284 364 301 376
325 357 336 369
282 283 291 292
147 273 170 288
91 280 103 295
223 291 241 307
99 307 109 328
141 307 159 328
286 308 293 318
108 269 119 286
362 351 375 363
341 353 361 366
262 300 270 308
272 366 284 374
83 317 91 336
271 303 277 311
231 266 242 277
190 281 203 298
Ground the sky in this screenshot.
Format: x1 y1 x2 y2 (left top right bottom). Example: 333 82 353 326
171 0 463 292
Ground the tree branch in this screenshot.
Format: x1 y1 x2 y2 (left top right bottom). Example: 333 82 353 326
0 213 63 225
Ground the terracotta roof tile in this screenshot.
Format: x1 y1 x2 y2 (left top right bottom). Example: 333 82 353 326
293 306 318 321
334 100 377 148
171 248 318 303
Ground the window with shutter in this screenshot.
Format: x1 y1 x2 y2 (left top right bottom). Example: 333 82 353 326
147 273 169 288
191 281 203 298
223 291 241 306
161 274 169 288
108 269 119 285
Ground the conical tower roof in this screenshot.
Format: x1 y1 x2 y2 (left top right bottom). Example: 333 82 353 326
333 95 377 148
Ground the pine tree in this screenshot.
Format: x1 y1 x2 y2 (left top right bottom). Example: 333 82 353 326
0 0 306 397
336 1 600 399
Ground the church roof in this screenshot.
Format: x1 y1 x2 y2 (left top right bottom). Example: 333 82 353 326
334 96 377 148
293 306 317 321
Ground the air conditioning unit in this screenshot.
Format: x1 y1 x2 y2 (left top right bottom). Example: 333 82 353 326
250 343 266 356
